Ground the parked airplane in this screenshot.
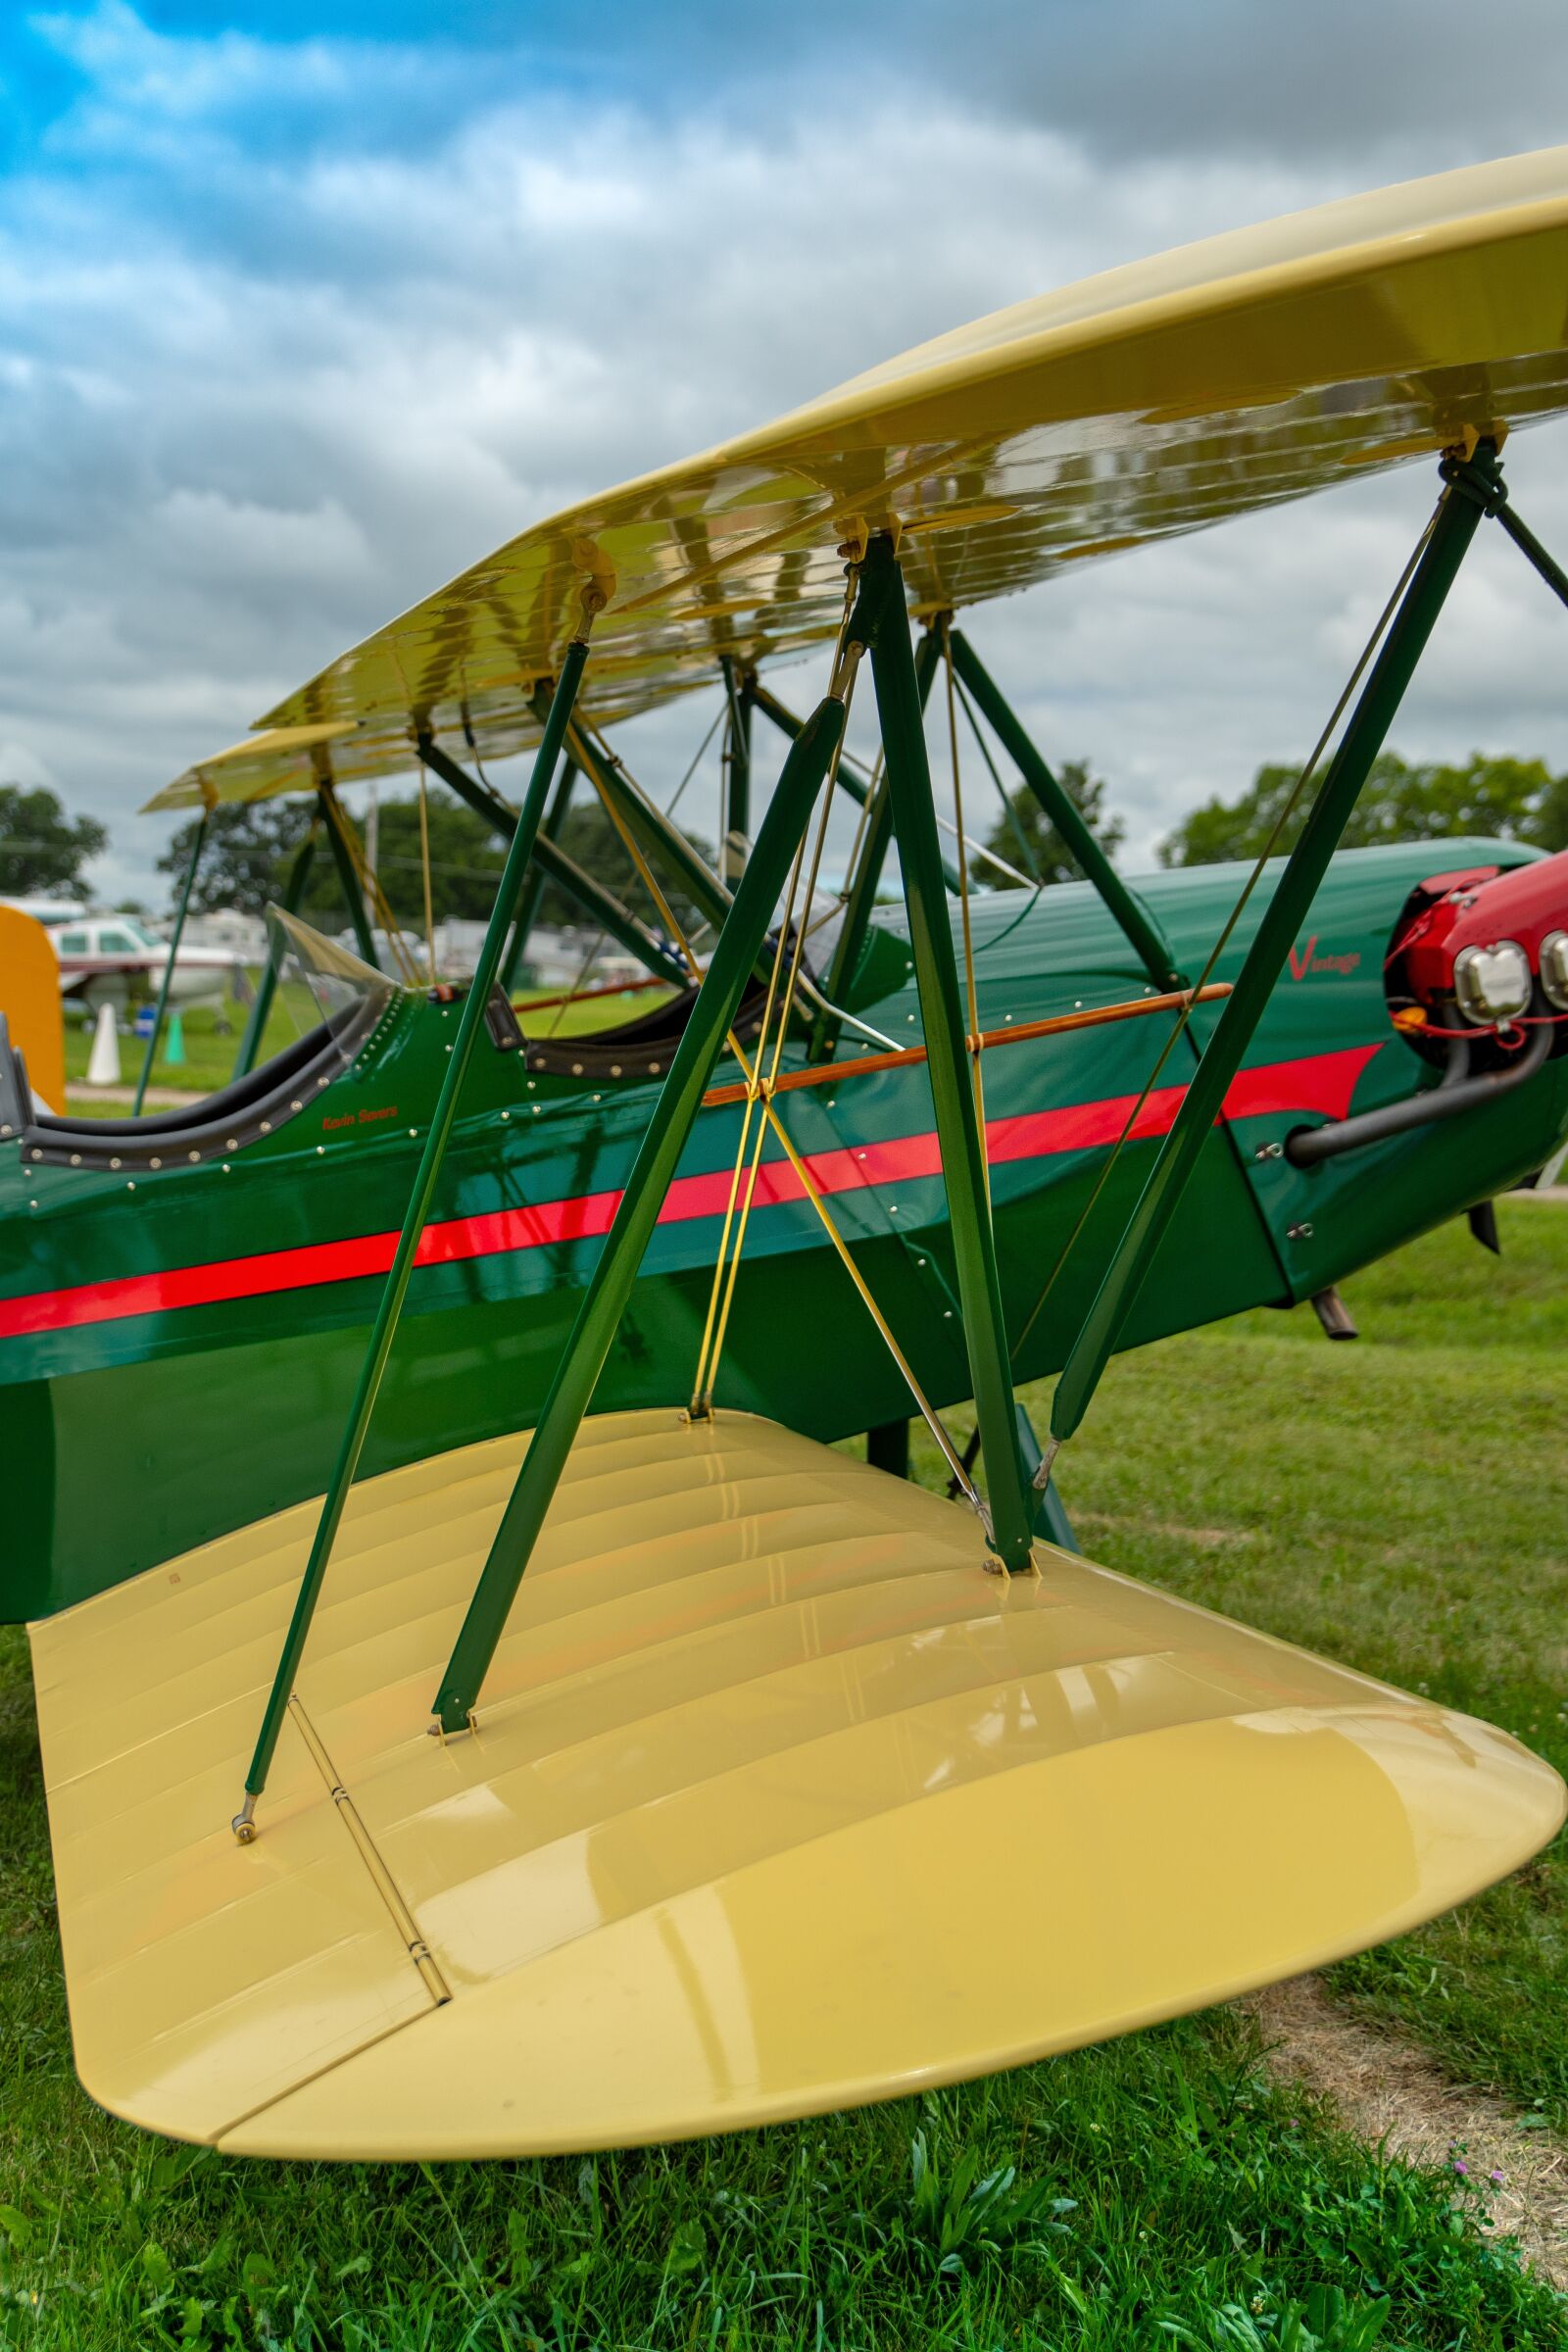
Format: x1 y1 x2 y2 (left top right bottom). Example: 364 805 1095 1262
41 909 246 1014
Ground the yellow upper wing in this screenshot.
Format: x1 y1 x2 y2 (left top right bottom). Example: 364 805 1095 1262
145 146 1568 811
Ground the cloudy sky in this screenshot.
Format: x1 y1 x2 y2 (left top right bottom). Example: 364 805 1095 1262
5 0 1568 905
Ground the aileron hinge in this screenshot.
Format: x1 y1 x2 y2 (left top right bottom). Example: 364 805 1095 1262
287 1694 453 2006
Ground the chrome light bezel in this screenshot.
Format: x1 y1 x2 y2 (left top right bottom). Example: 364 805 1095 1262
1452 939 1532 1026
1540 928 1568 1012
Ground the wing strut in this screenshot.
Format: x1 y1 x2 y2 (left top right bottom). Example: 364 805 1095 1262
503 754 575 992
316 779 384 973
810 627 940 1057
1041 442 1498 1474
232 588 604 1837
857 534 1036 1572
231 811 318 1079
132 787 213 1115
946 628 1183 992
431 675 853 1733
558 703 733 938
718 653 752 881
416 734 686 986
747 671 962 891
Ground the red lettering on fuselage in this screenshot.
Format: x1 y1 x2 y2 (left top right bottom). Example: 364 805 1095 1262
321 1104 397 1133
1289 937 1360 979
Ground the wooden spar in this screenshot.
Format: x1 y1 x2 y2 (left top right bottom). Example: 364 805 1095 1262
520 973 675 1015
700 983 1232 1107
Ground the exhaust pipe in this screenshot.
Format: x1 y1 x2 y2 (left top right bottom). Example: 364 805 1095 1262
1287 1013 1553 1168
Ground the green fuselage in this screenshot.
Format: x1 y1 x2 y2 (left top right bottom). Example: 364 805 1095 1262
4 840 1564 1622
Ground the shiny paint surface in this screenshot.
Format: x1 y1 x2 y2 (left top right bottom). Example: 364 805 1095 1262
28 1409 1564 2158
143 149 1568 811
5 844 1566 1623
1396 846 1568 1001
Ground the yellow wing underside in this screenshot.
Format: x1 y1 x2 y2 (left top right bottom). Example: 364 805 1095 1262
31 1411 1563 2159
145 147 1568 811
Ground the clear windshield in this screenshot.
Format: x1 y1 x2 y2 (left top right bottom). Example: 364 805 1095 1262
266 906 401 1031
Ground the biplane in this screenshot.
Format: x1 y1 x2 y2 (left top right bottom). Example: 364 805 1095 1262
9 148 1568 2159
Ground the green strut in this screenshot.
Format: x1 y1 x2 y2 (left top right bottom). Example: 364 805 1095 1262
814 624 942 1052
719 656 751 881
504 754 575 991
318 782 382 969
134 806 209 1116
1446 443 1568 618
417 735 685 987
1050 450 1495 1452
747 675 962 893
233 634 594 1834
947 628 1184 992
546 696 734 937
231 816 318 1080
860 536 1035 1574
432 688 850 1733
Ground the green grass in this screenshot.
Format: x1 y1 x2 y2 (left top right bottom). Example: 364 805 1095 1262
60 983 675 1110
513 984 677 1041
62 989 322 1103
1 1206 1565 2346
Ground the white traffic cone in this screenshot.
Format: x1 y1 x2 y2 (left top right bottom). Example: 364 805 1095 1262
85 1002 121 1087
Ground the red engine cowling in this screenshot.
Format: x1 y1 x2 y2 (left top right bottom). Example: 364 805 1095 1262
1386 849 1568 1058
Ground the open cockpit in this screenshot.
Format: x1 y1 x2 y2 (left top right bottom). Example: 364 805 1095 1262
9 911 397 1171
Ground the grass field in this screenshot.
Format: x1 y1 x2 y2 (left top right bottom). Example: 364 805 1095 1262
1001 1198 1568 2136
61 989 323 1102
0 1206 1564 2347
60 984 676 1107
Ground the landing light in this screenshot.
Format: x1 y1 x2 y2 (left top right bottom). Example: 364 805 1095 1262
1452 939 1532 1025
1541 929 1568 1011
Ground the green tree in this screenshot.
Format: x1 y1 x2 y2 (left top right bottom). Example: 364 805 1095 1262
158 803 304 916
160 797 516 932
356 798 507 927
0 782 107 899
1157 750 1568 867
980 760 1124 886
533 801 717 938
159 791 718 941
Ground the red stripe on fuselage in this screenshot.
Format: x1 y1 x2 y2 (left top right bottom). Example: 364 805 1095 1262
0 1044 1379 1343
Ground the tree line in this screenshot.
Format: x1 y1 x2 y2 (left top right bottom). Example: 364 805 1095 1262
5 750 1566 923
981 750 1568 874
0 784 107 898
151 796 718 939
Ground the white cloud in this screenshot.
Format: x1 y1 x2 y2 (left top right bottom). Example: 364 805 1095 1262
2 6 1567 906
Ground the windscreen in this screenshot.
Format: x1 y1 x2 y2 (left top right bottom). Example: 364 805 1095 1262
267 906 400 1031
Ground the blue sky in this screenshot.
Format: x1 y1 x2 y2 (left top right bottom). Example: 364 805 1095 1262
4 2 1568 903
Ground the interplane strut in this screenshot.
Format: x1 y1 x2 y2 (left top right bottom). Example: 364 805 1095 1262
234 598 602 1830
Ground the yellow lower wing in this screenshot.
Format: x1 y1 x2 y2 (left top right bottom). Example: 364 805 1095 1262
30 1410 1563 2159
